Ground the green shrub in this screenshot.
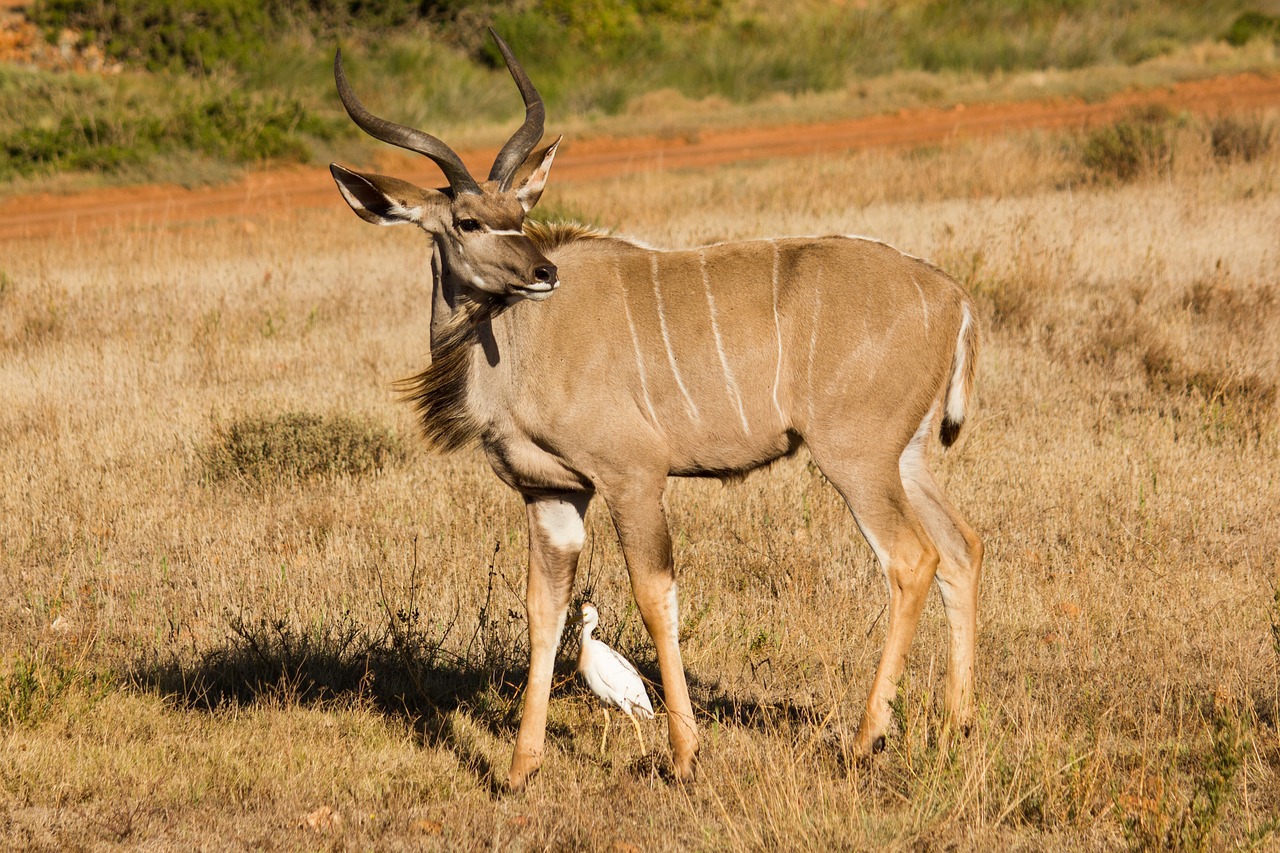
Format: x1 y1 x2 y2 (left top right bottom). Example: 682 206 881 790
1225 11 1280 46
200 411 408 485
0 84 342 180
1081 106 1175 183
29 0 460 74
170 91 341 161
33 0 269 73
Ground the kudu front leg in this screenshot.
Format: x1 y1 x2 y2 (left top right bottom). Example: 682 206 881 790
508 492 591 792
605 481 699 781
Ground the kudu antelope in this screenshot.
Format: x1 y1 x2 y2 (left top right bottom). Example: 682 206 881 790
329 31 983 791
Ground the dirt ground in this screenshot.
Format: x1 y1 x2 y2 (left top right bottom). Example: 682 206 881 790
2 71 1280 243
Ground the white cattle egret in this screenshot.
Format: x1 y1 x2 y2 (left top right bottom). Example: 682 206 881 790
574 602 654 755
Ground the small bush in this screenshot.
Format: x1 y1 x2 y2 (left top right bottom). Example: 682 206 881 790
200 411 407 485
1208 115 1275 163
1081 106 1174 183
1225 11 1280 46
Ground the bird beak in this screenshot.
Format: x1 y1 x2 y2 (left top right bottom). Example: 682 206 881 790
567 611 584 627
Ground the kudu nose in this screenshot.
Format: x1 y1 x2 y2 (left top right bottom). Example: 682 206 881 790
532 263 557 284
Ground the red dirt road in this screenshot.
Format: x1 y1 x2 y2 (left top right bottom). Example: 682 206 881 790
2 71 1279 243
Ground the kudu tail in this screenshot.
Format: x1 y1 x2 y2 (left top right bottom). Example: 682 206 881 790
939 303 978 447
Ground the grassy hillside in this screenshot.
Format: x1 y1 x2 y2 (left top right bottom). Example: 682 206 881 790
2 0 1280 189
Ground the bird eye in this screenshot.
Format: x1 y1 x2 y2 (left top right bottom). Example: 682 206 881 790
458 218 482 233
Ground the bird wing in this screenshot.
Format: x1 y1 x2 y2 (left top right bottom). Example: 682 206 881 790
597 646 654 717
602 643 641 679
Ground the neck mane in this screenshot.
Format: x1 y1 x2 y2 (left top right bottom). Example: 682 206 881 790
395 299 487 453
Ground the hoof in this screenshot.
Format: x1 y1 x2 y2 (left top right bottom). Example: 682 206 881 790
506 752 541 793
851 729 887 759
672 750 698 783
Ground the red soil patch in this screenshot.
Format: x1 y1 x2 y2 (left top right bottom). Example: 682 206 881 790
3 71 1280 242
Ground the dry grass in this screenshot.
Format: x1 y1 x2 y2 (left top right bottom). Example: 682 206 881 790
2 113 1279 850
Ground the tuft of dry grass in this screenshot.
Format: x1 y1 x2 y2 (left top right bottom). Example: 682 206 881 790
1 108 1279 849
1209 114 1277 162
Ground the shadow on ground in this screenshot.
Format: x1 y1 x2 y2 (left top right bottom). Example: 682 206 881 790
128 609 831 791
128 607 538 791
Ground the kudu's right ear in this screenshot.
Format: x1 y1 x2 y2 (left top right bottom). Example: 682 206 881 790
513 137 560 213
330 163 435 226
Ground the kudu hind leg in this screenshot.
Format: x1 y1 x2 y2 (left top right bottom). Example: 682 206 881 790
508 492 592 792
900 460 983 735
604 482 699 781
813 454 941 756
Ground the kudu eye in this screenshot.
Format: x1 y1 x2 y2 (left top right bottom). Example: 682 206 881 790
458 218 482 233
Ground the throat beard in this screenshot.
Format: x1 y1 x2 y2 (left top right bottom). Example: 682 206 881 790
395 300 487 453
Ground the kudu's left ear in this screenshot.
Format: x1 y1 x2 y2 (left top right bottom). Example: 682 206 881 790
330 163 435 226
514 137 561 213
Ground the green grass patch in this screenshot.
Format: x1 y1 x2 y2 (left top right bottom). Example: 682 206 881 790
1 648 108 728
199 411 408 485
0 65 344 181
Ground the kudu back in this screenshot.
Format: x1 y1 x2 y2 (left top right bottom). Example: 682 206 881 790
329 30 983 791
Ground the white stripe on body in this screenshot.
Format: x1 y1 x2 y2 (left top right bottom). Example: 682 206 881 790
651 253 700 421
615 261 660 425
911 274 930 333
699 249 751 434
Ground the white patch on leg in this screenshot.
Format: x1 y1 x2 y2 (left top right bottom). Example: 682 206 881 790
665 583 680 627
899 404 937 485
855 518 891 574
533 498 586 552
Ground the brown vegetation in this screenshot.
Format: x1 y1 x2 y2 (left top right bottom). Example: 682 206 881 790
1 108 1278 849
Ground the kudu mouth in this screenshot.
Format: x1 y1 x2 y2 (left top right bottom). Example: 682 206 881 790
512 280 559 301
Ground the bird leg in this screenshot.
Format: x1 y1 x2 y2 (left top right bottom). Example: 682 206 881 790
624 710 646 756
599 707 611 756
